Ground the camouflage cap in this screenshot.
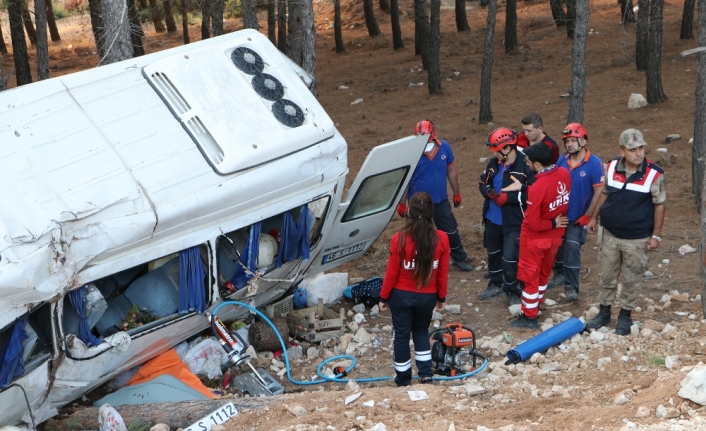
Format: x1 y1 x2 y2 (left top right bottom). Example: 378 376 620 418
619 128 647 149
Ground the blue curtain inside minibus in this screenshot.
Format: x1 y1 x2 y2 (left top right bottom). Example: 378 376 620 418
179 246 206 314
277 205 311 267
68 286 103 347
231 223 261 289
0 317 28 388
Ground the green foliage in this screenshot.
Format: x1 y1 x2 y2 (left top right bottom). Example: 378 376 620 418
121 304 158 331
225 0 242 19
648 355 665 367
51 1 71 19
127 419 151 431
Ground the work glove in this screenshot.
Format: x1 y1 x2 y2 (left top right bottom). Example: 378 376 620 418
575 215 591 227
453 194 462 208
493 193 508 207
486 188 499 200
397 203 408 218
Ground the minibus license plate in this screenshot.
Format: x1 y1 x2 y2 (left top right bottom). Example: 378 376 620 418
322 241 366 263
185 402 238 431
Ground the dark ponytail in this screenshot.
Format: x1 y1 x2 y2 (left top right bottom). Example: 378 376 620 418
398 192 437 287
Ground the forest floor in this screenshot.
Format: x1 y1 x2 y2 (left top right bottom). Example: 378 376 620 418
5 0 706 429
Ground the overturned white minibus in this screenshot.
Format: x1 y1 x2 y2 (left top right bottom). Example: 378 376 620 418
0 29 426 427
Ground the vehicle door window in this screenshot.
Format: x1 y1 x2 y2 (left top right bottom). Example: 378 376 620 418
342 167 407 222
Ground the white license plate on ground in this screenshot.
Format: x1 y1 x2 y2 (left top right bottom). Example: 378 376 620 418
184 402 238 431
322 241 366 263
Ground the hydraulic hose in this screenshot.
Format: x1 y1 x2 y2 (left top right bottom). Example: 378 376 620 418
211 300 488 386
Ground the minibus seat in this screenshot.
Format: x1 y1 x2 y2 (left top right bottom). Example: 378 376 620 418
94 266 144 298
94 295 133 337
124 257 180 318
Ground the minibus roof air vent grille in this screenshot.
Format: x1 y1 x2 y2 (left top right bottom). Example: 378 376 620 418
272 99 305 128
252 73 284 101
231 47 264 75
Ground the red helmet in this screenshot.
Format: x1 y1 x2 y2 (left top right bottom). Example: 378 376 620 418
414 120 437 142
562 123 588 140
486 127 518 151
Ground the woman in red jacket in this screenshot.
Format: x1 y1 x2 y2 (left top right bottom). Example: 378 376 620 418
379 192 448 386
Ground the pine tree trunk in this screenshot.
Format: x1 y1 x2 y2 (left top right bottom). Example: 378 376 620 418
0 22 7 53
212 0 224 35
379 0 390 12
88 0 106 58
646 0 667 103
164 0 178 32
21 3 37 45
46 0 61 41
267 0 276 44
568 0 587 123
277 0 287 52
35 0 50 80
8 0 32 85
550 0 566 26
149 0 167 32
636 0 648 70
620 0 636 23
566 0 576 38
127 0 145 56
363 0 381 37
100 0 134 65
201 0 212 39
242 0 260 29
681 0 695 40
426 0 441 94
182 0 190 43
391 0 403 49
0 67 9 90
301 0 316 95
701 175 706 317
414 0 429 65
414 0 428 57
479 0 496 123
455 0 469 31
692 0 706 211
334 0 345 52
505 0 517 52
43 398 276 431
287 0 303 62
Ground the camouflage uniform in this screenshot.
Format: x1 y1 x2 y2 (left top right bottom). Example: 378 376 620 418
597 159 666 310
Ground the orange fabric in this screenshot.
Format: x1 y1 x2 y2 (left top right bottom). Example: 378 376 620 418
126 349 214 399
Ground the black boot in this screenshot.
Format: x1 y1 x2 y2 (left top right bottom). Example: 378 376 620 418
478 282 503 300
615 308 633 336
586 304 611 331
510 313 539 329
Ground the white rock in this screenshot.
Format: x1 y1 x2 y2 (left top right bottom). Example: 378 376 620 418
509 304 522 316
590 332 605 342
662 259 670 264
665 355 679 369
351 98 364 105
346 379 360 392
628 93 648 109
597 357 612 368
655 147 668 153
348 321 359 333
285 404 308 417
665 133 682 143
354 313 366 324
370 305 380 317
352 303 366 313
367 423 387 431
363 400 375 407
307 347 320 358
544 298 557 306
585 306 599 321
445 304 462 314
338 85 349 90
345 392 362 405
447 384 487 396
614 389 635 405
656 404 680 418
679 364 706 405
432 311 444 320
354 328 372 344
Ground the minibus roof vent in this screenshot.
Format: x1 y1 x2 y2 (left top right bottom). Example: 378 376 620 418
252 73 284 101
272 99 304 128
231 47 264 75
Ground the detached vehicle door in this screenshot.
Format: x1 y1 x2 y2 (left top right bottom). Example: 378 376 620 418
308 135 427 274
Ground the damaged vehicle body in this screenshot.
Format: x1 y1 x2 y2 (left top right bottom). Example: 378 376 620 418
0 30 427 427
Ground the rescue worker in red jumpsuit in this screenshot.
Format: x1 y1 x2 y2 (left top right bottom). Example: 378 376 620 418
503 143 571 329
